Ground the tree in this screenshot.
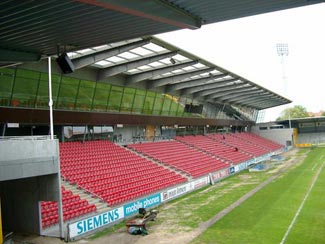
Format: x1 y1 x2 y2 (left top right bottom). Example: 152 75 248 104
276 105 309 120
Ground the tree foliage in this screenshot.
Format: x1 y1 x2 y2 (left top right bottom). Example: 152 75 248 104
276 105 309 120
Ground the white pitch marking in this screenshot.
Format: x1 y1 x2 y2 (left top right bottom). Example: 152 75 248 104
279 162 324 244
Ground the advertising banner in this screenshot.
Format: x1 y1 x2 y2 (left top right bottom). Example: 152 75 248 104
246 159 255 166
69 207 124 239
210 169 229 182
123 193 161 217
191 176 209 189
235 162 247 172
161 182 192 202
161 176 209 202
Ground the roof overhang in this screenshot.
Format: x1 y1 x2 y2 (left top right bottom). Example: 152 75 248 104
89 36 290 110
0 0 323 64
17 36 291 111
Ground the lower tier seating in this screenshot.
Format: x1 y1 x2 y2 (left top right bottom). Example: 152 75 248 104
41 186 96 229
60 141 187 206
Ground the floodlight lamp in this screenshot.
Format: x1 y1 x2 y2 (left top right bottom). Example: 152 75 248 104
276 43 289 56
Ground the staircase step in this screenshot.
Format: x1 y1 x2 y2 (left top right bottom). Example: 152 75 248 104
125 144 191 180
61 180 110 214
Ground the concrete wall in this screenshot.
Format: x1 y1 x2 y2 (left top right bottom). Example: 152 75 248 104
0 174 61 234
0 137 62 236
251 124 293 146
0 137 59 181
113 125 145 143
297 132 325 144
114 125 162 143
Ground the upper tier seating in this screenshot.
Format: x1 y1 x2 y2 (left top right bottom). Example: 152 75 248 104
41 186 96 229
231 132 284 151
174 135 252 164
128 140 229 178
207 133 270 157
60 141 186 206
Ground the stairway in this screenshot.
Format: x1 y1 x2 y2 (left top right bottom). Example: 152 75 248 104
61 180 111 213
123 144 192 180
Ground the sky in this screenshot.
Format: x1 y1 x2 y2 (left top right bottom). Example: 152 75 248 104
156 3 325 122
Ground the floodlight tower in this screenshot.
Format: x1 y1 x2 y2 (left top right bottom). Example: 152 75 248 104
276 43 291 128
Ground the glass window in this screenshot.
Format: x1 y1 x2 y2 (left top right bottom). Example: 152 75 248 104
176 103 185 116
161 96 171 116
132 89 146 113
92 82 111 111
0 68 15 106
75 80 95 110
152 94 164 115
107 86 123 111
36 73 61 108
169 97 179 116
143 91 155 114
12 69 40 107
57 76 80 109
121 87 135 112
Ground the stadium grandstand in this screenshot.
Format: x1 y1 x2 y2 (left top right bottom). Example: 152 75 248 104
0 0 323 242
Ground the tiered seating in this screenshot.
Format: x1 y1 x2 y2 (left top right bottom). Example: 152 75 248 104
60 141 186 206
128 140 229 178
41 186 96 229
232 132 284 151
208 133 270 157
175 135 251 164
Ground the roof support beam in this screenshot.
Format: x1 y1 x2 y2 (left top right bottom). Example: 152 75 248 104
220 92 290 109
229 100 264 110
148 67 214 88
166 73 229 93
232 99 277 110
0 63 22 68
215 90 267 103
211 92 262 105
227 95 289 110
97 51 177 80
247 99 285 108
0 48 41 62
126 60 198 84
205 86 257 100
72 39 151 69
224 94 272 105
193 82 246 98
181 78 238 95
77 0 202 29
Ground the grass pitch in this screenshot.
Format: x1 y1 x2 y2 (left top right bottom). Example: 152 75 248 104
192 148 325 244
89 148 324 244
